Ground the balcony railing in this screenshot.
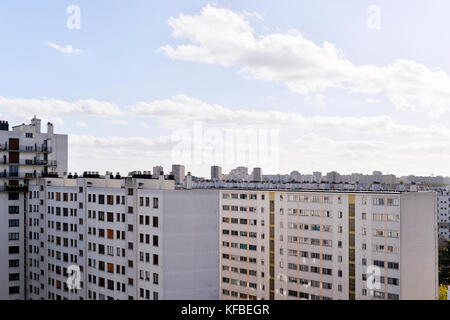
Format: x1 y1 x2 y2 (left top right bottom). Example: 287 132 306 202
0 160 57 166
0 172 37 179
0 145 52 153
0 185 28 192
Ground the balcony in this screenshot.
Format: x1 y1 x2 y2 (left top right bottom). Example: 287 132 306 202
0 145 52 153
0 160 57 166
0 172 37 179
0 185 29 192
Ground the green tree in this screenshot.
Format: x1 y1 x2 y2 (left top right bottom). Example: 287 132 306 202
439 284 448 300
439 240 450 285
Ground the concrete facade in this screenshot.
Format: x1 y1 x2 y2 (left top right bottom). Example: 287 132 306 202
219 190 438 300
26 174 219 300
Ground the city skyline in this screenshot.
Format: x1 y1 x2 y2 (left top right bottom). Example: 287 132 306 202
1 1 450 177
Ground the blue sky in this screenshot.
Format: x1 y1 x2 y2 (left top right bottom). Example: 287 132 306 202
1 1 450 177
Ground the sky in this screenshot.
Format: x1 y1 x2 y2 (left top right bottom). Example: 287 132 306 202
1 0 450 177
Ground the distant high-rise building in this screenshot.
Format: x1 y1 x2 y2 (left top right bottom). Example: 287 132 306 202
171 164 185 185
211 166 222 181
252 167 262 182
153 166 163 178
290 171 301 182
313 171 322 182
326 171 341 183
229 166 248 181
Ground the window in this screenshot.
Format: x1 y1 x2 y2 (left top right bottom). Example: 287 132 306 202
153 197 159 209
107 263 114 273
8 246 19 254
8 219 19 227
8 233 19 241
8 206 20 214
9 286 20 294
9 273 20 281
9 259 20 267
107 195 114 205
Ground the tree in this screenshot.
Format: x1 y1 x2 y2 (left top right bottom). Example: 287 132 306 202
439 240 450 285
439 284 448 300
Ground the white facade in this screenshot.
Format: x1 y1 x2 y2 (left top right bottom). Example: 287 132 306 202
26 174 219 300
219 189 438 300
0 117 68 300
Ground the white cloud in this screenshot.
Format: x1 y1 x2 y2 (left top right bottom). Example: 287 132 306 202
76 121 88 127
162 5 450 117
45 41 83 55
131 94 395 133
0 96 122 119
305 94 325 107
49 117 64 127
139 122 152 129
68 134 176 175
128 94 450 175
108 119 129 126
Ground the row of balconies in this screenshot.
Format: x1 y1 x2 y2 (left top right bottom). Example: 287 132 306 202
0 145 52 153
0 171 37 179
0 184 29 192
0 159 57 166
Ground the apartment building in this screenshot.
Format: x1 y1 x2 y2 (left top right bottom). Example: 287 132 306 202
26 172 219 300
0 117 68 300
211 166 223 181
171 164 185 185
252 168 262 182
437 191 450 240
219 189 438 300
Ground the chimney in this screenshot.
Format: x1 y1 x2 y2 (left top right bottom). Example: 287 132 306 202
31 116 41 133
47 122 54 135
186 172 192 190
